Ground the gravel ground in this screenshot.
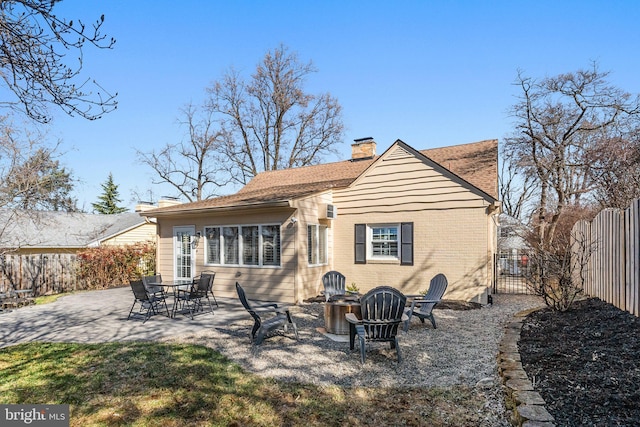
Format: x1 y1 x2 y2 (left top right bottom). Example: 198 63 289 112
166 294 543 424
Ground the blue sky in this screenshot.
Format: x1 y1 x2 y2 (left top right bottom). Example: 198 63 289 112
37 1 640 210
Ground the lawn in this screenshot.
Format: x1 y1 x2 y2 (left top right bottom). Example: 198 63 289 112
0 342 495 426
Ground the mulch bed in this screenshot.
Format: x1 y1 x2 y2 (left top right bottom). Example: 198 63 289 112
518 298 640 426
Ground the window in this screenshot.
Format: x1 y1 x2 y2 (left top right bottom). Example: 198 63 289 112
242 226 259 265
500 226 512 238
307 224 327 265
261 225 281 266
205 227 220 264
205 224 281 267
223 226 239 264
371 226 398 258
355 222 413 265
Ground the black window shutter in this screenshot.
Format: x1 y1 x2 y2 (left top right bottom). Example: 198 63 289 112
354 224 366 264
401 222 414 265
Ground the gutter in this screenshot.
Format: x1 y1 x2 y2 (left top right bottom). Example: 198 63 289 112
140 200 293 217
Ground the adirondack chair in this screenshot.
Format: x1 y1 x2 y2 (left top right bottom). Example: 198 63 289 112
345 286 408 363
235 282 298 345
322 271 347 302
403 273 448 332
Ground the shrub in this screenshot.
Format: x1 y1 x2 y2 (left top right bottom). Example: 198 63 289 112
76 242 156 289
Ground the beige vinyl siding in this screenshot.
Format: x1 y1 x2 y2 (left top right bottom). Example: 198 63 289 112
332 145 494 302
291 192 335 302
101 223 157 246
156 208 297 303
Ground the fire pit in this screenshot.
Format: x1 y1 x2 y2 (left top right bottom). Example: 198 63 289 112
324 296 361 335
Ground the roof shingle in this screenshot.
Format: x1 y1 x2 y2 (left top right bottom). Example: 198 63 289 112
146 139 498 214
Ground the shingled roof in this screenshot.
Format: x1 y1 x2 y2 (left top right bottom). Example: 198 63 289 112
0 210 150 249
145 139 498 215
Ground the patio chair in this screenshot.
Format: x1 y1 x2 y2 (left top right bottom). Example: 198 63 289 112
345 286 408 364
175 275 215 319
403 273 448 332
142 274 165 298
198 271 218 307
235 282 298 345
127 279 170 323
322 270 347 302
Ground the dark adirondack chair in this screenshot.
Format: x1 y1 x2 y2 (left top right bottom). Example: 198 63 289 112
345 286 408 364
322 270 347 302
235 282 298 345
127 279 169 323
404 273 448 332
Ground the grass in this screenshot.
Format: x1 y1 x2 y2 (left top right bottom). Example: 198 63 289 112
34 293 69 305
0 342 495 426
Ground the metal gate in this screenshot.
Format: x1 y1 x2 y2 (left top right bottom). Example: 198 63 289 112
493 250 533 294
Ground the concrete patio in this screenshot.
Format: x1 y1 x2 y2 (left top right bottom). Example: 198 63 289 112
0 286 251 348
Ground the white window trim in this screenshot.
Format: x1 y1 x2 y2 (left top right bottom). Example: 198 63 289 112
368 223 401 261
173 226 196 280
307 223 328 266
204 224 281 268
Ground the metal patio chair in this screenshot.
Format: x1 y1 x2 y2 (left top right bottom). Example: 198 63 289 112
175 274 215 319
127 279 170 323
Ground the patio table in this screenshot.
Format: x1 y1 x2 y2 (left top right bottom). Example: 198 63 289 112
148 280 192 318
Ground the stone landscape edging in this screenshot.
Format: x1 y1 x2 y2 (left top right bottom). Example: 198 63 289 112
498 307 556 427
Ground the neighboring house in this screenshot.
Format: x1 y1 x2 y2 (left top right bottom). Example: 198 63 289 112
141 138 500 304
0 210 157 292
497 214 530 276
0 210 157 254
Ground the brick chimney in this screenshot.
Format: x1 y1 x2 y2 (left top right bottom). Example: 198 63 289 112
351 137 376 160
134 201 156 213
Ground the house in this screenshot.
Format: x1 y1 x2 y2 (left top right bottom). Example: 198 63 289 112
497 213 530 276
0 210 157 292
141 138 499 304
0 210 157 254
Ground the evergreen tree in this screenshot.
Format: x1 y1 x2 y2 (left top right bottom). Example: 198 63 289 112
92 173 127 214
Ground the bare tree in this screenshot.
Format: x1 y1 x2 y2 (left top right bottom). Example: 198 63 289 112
587 124 640 209
504 63 640 250
136 103 229 202
0 116 77 211
0 0 117 123
525 228 595 311
499 149 537 221
206 44 344 185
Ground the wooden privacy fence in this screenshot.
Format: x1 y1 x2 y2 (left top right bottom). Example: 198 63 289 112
0 253 79 296
572 198 640 316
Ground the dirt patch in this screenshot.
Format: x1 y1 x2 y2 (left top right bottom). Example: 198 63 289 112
518 298 640 426
437 300 483 310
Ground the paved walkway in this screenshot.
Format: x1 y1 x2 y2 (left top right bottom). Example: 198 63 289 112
0 286 251 348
